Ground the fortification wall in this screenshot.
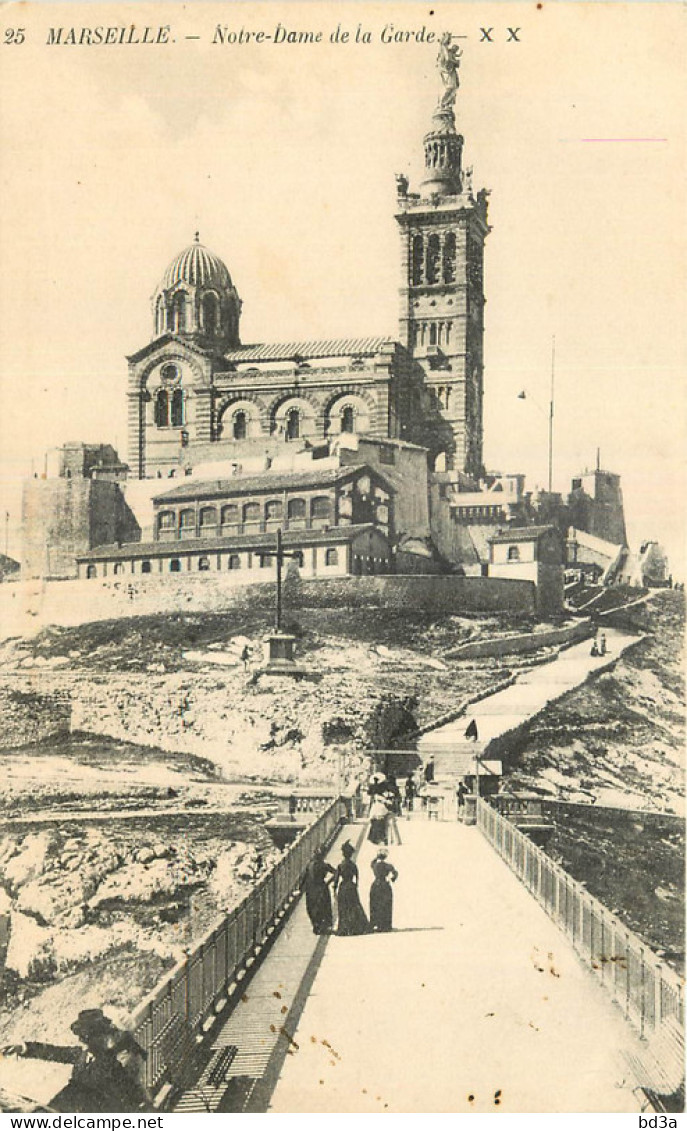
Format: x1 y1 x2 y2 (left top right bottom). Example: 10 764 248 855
0 572 536 639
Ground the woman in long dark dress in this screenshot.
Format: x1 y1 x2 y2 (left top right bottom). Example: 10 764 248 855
368 796 388 845
369 849 398 932
334 841 370 936
302 846 335 935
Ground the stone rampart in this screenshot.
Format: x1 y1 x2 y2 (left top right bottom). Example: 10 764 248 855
0 573 536 638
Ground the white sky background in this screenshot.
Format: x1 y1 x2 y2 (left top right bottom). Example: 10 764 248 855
0 1 685 574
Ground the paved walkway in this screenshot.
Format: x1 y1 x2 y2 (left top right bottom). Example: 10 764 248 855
268 821 642 1114
419 626 638 752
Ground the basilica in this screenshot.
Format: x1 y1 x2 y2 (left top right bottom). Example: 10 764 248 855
22 48 570 611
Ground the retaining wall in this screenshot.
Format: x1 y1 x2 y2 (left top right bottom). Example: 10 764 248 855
0 572 536 637
446 618 593 660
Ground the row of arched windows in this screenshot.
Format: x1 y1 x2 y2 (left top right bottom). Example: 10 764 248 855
223 404 357 441
155 291 223 337
155 388 185 428
411 231 456 286
157 495 334 537
85 548 340 577
413 322 453 349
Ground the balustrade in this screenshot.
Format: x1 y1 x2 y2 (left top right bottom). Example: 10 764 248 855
127 796 346 1100
476 797 684 1045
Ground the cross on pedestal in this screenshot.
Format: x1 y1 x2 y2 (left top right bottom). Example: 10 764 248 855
274 528 300 632
257 530 308 679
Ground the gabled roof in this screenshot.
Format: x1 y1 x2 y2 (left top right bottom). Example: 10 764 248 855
488 524 558 544
223 337 394 364
126 334 217 365
153 464 393 504
77 523 385 561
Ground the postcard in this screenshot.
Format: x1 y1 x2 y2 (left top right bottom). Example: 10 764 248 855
0 1 684 1118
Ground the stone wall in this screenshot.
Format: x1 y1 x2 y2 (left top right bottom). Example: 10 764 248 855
0 572 536 640
446 619 593 661
21 479 140 580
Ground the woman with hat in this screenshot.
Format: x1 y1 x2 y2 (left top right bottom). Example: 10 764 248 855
368 795 389 845
334 841 370 936
302 845 335 935
3 1009 152 1112
369 849 399 933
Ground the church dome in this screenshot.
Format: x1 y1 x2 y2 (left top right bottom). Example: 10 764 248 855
160 235 233 291
152 233 241 347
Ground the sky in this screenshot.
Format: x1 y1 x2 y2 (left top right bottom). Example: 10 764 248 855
0 1 685 573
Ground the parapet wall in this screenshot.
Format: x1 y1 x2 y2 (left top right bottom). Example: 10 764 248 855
295 576 536 615
0 572 536 638
446 618 592 660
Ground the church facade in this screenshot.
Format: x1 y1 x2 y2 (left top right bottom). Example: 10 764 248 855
126 47 488 486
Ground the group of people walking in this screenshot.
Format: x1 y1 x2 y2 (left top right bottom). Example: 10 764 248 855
303 841 398 937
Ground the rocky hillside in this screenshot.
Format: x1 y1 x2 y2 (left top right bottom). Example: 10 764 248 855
0 606 541 784
506 592 685 814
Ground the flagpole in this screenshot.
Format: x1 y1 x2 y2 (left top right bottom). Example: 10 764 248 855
548 335 555 494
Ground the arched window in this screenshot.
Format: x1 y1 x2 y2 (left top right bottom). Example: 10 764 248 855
170 558 182 572
86 564 97 579
259 554 273 568
158 511 175 536
201 293 219 336
155 298 165 336
228 554 241 570
311 496 331 524
155 390 169 428
341 406 355 433
325 548 339 567
171 292 186 332
411 235 424 286
113 563 125 575
429 323 437 346
426 235 440 285
171 388 184 427
507 545 521 562
199 506 217 530
141 560 152 574
233 411 247 440
443 232 456 284
265 500 283 523
287 498 306 523
243 502 261 525
198 556 210 571
221 504 239 526
179 509 195 537
285 408 300 441
292 551 304 568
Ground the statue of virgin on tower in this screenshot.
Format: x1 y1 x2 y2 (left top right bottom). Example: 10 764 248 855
437 32 463 113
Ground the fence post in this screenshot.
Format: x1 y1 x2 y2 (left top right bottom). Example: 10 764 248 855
655 963 663 1029
639 950 646 1038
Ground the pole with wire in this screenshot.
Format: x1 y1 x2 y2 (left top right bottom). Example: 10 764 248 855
548 336 556 494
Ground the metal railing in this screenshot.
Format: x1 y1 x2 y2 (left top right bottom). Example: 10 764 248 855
476 797 684 1042
127 796 346 1099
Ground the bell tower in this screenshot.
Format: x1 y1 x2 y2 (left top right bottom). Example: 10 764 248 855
395 35 490 479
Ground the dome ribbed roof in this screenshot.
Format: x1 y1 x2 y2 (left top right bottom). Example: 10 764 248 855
160 237 232 291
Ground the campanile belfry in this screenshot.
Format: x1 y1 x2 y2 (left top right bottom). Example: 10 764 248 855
395 34 490 479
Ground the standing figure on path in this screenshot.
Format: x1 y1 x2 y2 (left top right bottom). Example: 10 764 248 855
368 796 389 845
423 757 435 784
302 846 335 935
456 780 468 817
335 841 370 936
369 850 398 932
404 773 417 813
383 794 403 846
